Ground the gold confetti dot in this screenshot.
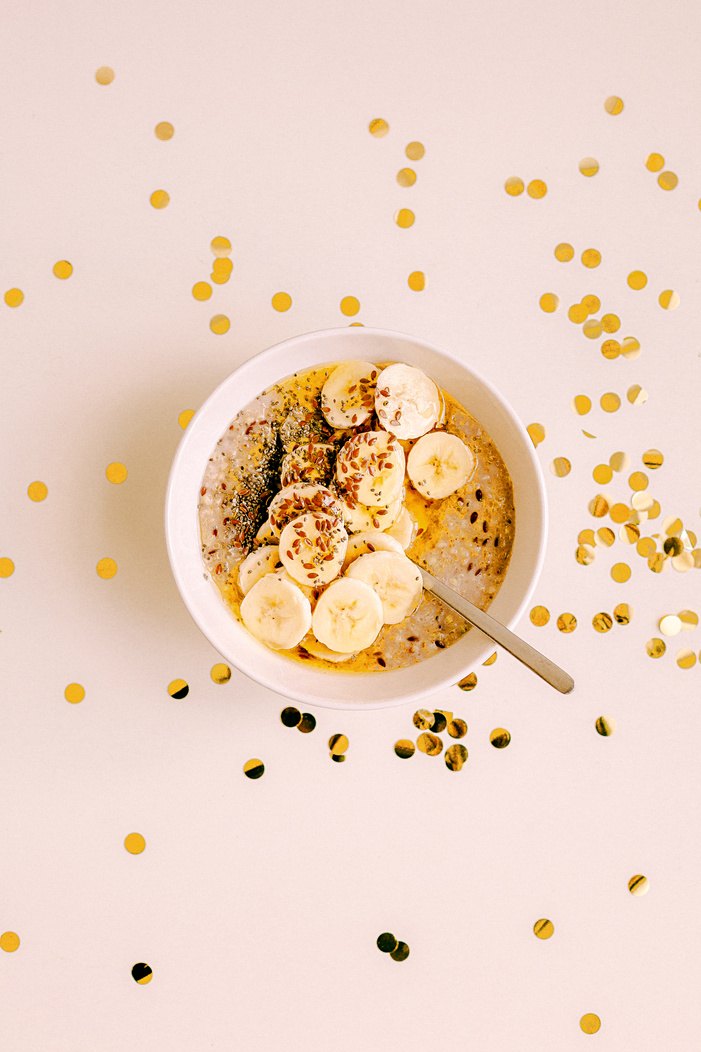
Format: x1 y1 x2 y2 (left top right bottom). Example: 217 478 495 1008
369 118 389 138
614 603 632 624
407 271 425 291
155 122 174 141
600 392 621 413
533 919 554 939
659 614 682 636
605 506 626 528
269 292 291 314
243 758 265 779
417 732 442 756
64 683 85 704
483 652 497 666
447 718 467 738
457 673 477 691
212 258 233 277
619 337 641 361
95 67 114 85
628 874 649 896
600 313 619 333
150 190 169 209
390 941 410 962
576 544 596 565
555 242 574 262
648 552 667 573
0 932 20 953
658 289 679 310
530 605 550 627
593 612 613 633
628 472 647 492
663 517 683 536
540 293 559 313
526 423 546 446
605 96 624 115
0 557 15 577
445 743 468 771
589 495 609 518
490 728 511 749
405 141 425 160
677 648 696 668
329 734 349 755
297 712 316 734
211 236 231 257
596 528 615 547
504 177 524 196
619 523 640 544
663 536 683 557
280 706 302 727
646 153 664 172
627 270 647 290
210 314 230 334
192 282 212 301
4 288 24 307
211 663 231 684
672 551 695 573
583 318 603 339
596 715 616 736
568 303 588 323
132 962 152 984
394 208 415 228
600 340 620 360
581 294 600 314
53 260 73 279
527 179 547 198
579 529 595 545
658 171 678 191
611 562 631 583
636 538 655 557
168 678 189 698
340 296 360 316
376 932 398 953
96 557 117 579
679 610 698 630
592 464 612 485
124 833 146 854
557 612 577 633
627 384 648 405
178 409 195 429
580 1014 601 1034
550 457 571 477
579 157 599 177
572 395 592 415
396 168 416 187
693 550 701 569
210 272 229 285
27 481 47 501
413 708 434 730
582 248 601 268
645 637 665 657
394 739 415 758
609 453 630 473
105 462 127 485
431 712 448 734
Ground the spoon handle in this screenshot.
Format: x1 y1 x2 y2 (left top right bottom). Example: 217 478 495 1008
415 564 575 695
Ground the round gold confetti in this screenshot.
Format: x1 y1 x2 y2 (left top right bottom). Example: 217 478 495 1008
504 177 524 196
579 529 595 545
582 294 600 314
329 734 349 755
394 208 415 228
539 293 559 313
192 282 212 301
550 457 571 477
526 423 546 446
132 963 152 984
654 291 680 317
601 314 620 333
694 550 701 569
447 718 467 738
583 318 603 339
595 527 615 547
0 558 15 577
405 141 425 160
0 932 20 953
593 612 613 633
679 610 698 630
627 270 647 291
663 536 683 557
628 471 647 492
96 557 117 579
396 168 416 187
645 638 665 658
576 544 596 565
413 708 434 730
211 273 228 285
394 739 415 759
212 258 233 277
168 679 189 699
390 941 410 962
27 481 47 502
611 562 631 583
408 271 425 291
155 122 174 141
530 605 550 627
64 683 85 704
581 248 601 268
619 523 640 544
572 395 592 415
605 96 624 115
568 303 588 323
646 153 664 172
627 384 648 405
417 732 442 756
376 932 398 953
243 758 264 779
555 243 574 262
340 296 360 316
280 707 302 727
658 171 678 191
593 464 613 485
642 449 663 470
445 743 468 771
457 673 477 691
95 67 114 85
53 260 73 280
596 716 616 736
605 506 627 527
527 179 547 198
369 118 389 138
209 314 230 334
178 409 195 429
533 919 554 939
211 236 231 257
271 292 292 312
297 712 316 734
663 517 683 536
672 551 695 573
106 462 127 484
676 648 696 668
211 663 231 684
648 552 666 573
610 452 630 473
579 157 599 177
628 875 649 896
483 652 497 666
659 614 682 636
5 288 24 307
619 337 641 361
557 613 577 633
431 712 447 734
490 728 511 749
589 495 609 518
580 1014 601 1035
601 339 620 360
150 190 170 209
124 833 146 854
600 392 621 413
614 603 633 624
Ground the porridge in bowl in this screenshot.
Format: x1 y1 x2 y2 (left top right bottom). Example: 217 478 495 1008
198 359 515 671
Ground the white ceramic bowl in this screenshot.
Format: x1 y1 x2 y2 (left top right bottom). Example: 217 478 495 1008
165 327 547 710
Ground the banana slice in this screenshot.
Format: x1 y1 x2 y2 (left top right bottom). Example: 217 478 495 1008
375 363 442 439
279 512 348 586
237 545 282 595
345 550 423 625
255 518 278 544
240 573 312 650
407 431 475 499
320 360 380 428
273 568 318 607
268 484 344 535
300 633 356 663
342 530 403 570
312 577 384 652
280 443 335 487
337 493 403 534
335 431 405 507
384 507 416 549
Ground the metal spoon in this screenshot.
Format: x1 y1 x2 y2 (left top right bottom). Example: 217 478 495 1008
413 562 575 694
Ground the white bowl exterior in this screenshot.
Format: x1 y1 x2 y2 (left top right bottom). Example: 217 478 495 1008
165 327 547 709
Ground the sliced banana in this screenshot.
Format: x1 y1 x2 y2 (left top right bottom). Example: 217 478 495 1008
407 431 475 499
320 360 380 428
237 545 282 595
384 507 416 549
342 530 403 571
335 430 405 507
273 568 318 607
267 483 344 535
374 363 442 440
300 633 356 663
345 550 423 625
312 577 384 652
337 493 403 534
255 518 278 544
240 573 312 650
280 443 335 487
279 512 348 586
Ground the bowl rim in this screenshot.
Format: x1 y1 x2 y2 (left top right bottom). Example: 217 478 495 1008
165 325 548 709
